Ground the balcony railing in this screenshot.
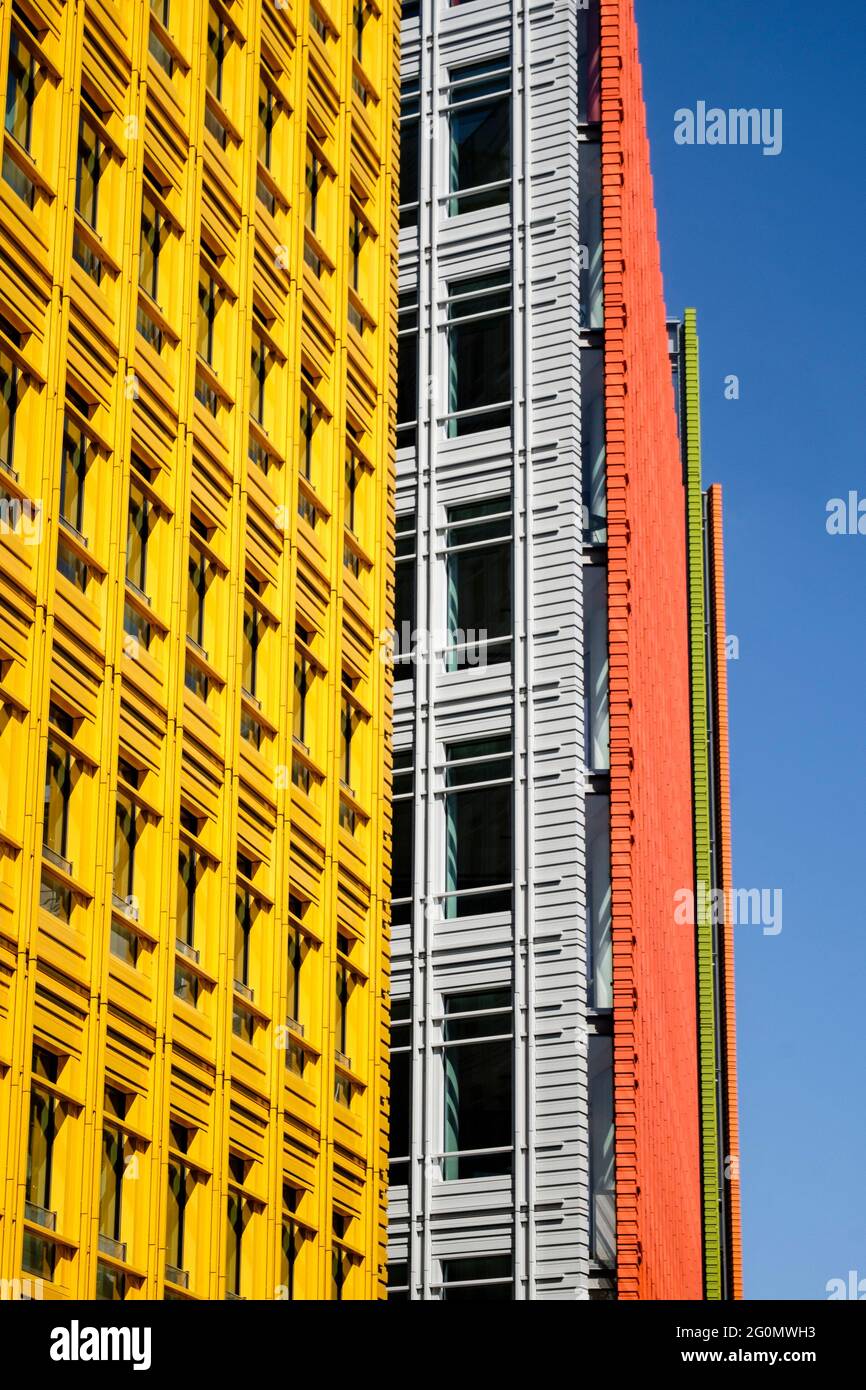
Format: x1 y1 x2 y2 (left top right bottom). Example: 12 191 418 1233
24 1201 56 1231
43 844 72 876
165 1263 189 1290
98 1233 127 1263
112 891 139 923
176 938 200 965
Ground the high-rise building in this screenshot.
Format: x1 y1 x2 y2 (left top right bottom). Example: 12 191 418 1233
0 0 398 1300
387 0 741 1300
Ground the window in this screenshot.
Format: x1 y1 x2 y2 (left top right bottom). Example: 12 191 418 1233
24 1047 59 1279
250 329 269 426
3 31 36 206
297 396 321 527
177 841 200 949
387 1260 409 1301
5 32 35 151
258 77 275 169
589 1034 615 1264
344 449 360 537
166 1154 192 1286
59 416 89 537
445 499 512 669
149 0 174 77
389 995 411 1185
440 1255 513 1300
256 75 278 213
207 5 226 98
446 273 511 436
299 394 315 482
577 0 601 124
73 108 104 283
447 59 511 216
397 291 418 449
352 0 365 61
340 693 356 791
43 737 72 866
287 925 302 1026
581 349 606 542
99 1093 127 1255
138 192 164 350
587 795 612 1010
205 7 228 146
113 796 139 915
96 1263 126 1301
186 541 211 699
196 266 220 413
75 110 101 229
390 750 413 924
124 486 152 645
197 268 218 367
280 1188 303 1300
331 1212 359 1300
394 514 416 677
399 79 420 228
580 142 603 328
225 1191 245 1297
26 1048 57 1211
242 599 262 700
233 886 255 1042
335 962 350 1062
126 486 150 596
309 3 329 43
349 213 363 292
442 990 512 1179
186 543 208 649
234 887 252 987
0 352 19 474
174 853 201 1001
584 565 609 770
444 737 512 918
293 648 310 748
305 145 322 236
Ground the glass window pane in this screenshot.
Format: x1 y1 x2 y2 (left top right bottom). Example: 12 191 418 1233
75 117 100 227
449 62 511 214
584 566 609 770
579 142 604 327
446 511 511 670
441 1254 512 1300
6 36 35 150
589 1034 616 1264
587 794 612 1009
447 280 511 435
581 349 606 543
445 781 511 917
443 998 512 1180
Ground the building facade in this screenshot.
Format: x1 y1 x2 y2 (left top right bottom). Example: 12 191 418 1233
676 309 743 1301
387 0 741 1300
0 0 398 1300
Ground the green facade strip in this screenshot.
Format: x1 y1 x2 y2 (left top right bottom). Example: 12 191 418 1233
682 310 723 1299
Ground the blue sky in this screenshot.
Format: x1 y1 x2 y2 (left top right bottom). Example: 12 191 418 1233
635 0 866 1299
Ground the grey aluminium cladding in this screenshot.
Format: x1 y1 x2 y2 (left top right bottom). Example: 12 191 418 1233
389 0 612 1300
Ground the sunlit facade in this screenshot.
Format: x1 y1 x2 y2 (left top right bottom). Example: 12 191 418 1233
0 0 398 1300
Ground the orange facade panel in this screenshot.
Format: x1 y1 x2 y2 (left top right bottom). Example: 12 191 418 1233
601 0 703 1299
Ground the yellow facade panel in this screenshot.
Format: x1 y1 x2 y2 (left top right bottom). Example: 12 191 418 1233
0 0 397 1301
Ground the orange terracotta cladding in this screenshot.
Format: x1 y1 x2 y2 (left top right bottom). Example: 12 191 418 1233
600 0 704 1298
706 485 744 1299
